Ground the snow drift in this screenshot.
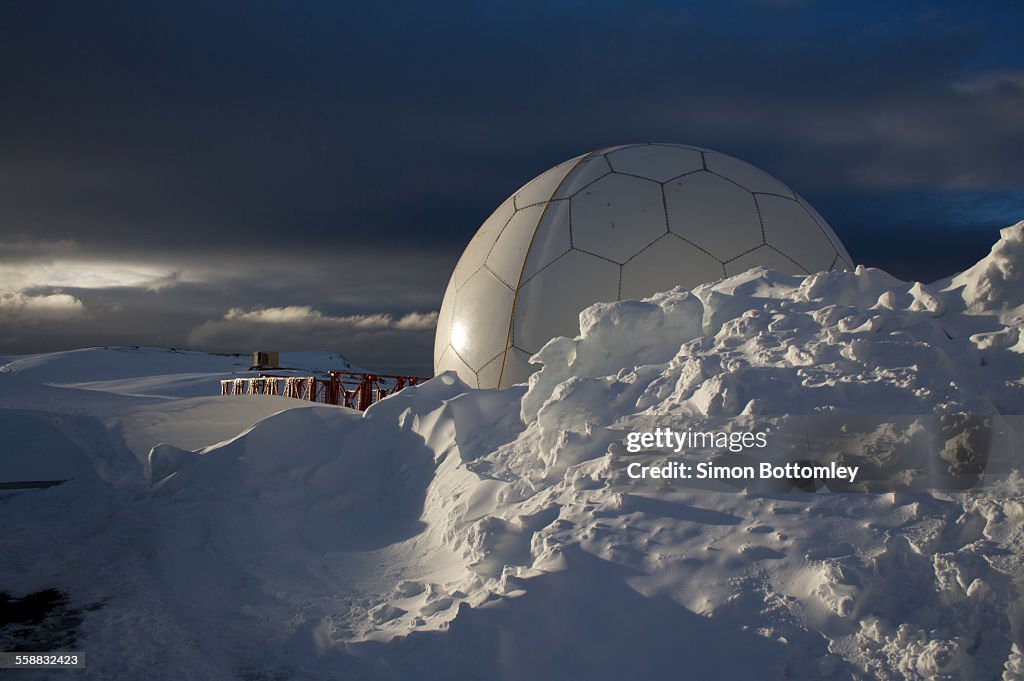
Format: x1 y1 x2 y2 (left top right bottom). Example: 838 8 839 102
2 223 1024 680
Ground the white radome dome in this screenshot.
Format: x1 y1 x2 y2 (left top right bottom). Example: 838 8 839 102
435 143 853 389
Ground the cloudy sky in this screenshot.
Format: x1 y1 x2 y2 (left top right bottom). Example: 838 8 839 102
2 1 1022 374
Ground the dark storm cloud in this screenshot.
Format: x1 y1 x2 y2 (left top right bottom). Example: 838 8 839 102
1 0 1022 366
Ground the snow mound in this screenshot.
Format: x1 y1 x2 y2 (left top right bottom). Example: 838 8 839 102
942 220 1024 320
502 233 1024 488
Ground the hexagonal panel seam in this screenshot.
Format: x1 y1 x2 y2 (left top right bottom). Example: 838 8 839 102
752 194 768 244
563 170 614 201
512 186 540 212
765 244 811 274
433 340 451 370
455 263 486 294
722 242 774 264
664 230 728 265
751 191 797 201
659 184 670 238
581 154 615 173
510 197 567 213
706 168 764 195
519 246 574 289
435 344 451 370
704 161 795 199
508 344 538 362
449 342 480 376
659 168 705 185
573 246 637 267
565 199 590 250
480 349 507 371
512 162 576 211
482 264 517 291
567 201 574 248
507 301 536 353
507 296 520 349
650 143 711 153
756 194 841 262
602 169 669 185
820 226 846 256
620 231 677 266
795 196 847 255
481 209 519 262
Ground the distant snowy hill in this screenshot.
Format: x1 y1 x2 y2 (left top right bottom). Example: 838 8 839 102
1 223 1023 680
0 346 251 382
0 346 362 400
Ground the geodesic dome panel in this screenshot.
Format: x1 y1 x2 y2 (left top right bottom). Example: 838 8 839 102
435 143 853 389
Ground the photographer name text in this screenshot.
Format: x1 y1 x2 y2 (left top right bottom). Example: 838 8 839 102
623 427 859 482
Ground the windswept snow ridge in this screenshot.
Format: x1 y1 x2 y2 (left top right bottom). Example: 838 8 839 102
2 223 1024 680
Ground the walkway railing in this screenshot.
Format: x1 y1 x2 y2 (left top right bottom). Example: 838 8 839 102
219 371 427 411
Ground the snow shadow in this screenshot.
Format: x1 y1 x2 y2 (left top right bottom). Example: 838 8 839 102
619 493 743 525
347 546 787 680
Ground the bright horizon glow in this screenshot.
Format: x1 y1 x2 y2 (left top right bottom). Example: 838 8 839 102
0 260 186 293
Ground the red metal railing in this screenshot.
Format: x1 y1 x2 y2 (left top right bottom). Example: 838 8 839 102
219 371 427 411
